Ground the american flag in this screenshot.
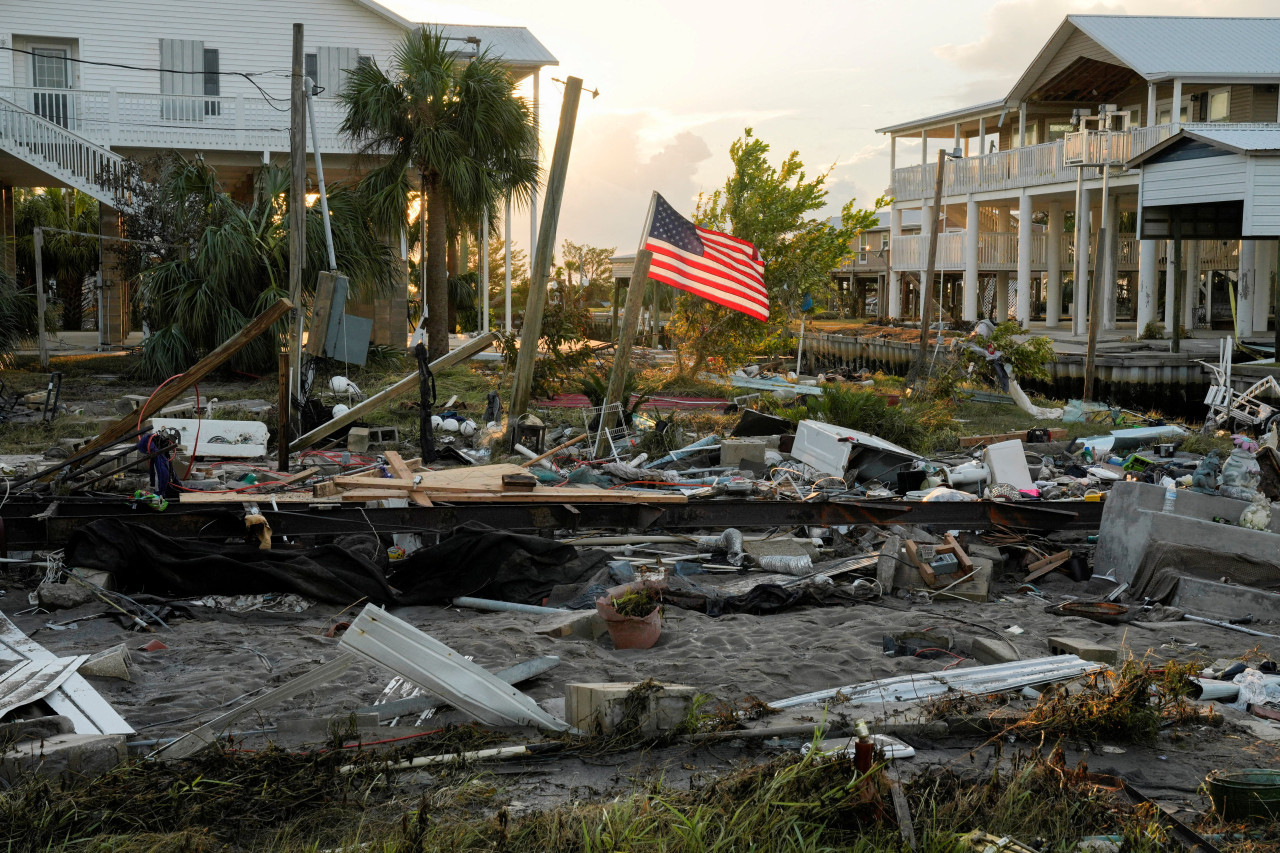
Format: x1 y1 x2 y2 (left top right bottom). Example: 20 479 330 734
643 193 768 322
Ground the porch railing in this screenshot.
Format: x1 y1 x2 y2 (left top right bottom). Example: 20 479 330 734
890 231 1242 273
0 85 352 152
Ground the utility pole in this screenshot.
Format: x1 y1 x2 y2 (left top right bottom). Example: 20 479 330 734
288 23 306 412
1171 221 1183 354
1082 106 1115 402
33 227 49 369
912 148 946 379
508 76 584 449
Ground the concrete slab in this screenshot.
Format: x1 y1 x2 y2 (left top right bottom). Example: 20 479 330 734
565 682 697 735
1047 636 1121 664
0 733 127 782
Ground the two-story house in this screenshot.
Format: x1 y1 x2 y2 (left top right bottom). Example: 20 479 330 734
876 14 1280 339
0 0 556 345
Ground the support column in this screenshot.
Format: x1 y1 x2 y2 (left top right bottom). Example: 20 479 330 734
1018 104 1027 148
99 205 128 346
1164 240 1177 331
1046 200 1063 327
1183 239 1199 329
1171 78 1183 129
978 117 987 155
921 130 927 167
1016 190 1032 327
1238 240 1257 338
996 271 1009 321
1146 82 1157 127
1102 194 1119 330
0 183 14 282
963 198 979 322
1137 238 1158 333
920 200 934 323
888 206 903 319
1072 187 1092 337
1255 238 1275 333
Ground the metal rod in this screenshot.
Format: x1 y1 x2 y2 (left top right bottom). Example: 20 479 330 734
304 76 337 272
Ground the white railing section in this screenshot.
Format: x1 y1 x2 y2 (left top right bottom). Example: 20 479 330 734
0 86 352 152
884 122 1257 199
0 93 122 204
890 231 1240 273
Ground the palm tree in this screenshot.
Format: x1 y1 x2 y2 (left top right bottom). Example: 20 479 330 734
15 188 100 331
340 27 540 360
0 263 33 367
131 155 400 381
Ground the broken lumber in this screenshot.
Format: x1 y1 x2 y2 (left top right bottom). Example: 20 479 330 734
1023 549 1071 582
519 432 587 468
290 332 496 453
383 450 432 507
67 298 293 472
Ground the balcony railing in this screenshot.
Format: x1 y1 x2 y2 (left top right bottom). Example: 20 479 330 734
0 85 352 153
885 123 1263 200
891 231 1240 272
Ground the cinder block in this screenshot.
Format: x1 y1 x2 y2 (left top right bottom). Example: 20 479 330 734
720 438 767 467
565 682 697 735
536 610 607 640
368 426 399 447
0 733 127 783
347 427 370 453
970 637 1020 665
1048 636 1120 664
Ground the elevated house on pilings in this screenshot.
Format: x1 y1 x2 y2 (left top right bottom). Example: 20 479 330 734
875 14 1280 339
0 0 555 347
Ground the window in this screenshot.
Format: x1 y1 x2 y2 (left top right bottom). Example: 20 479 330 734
1047 122 1074 142
30 47 71 127
305 52 318 85
1208 88 1230 122
203 48 220 116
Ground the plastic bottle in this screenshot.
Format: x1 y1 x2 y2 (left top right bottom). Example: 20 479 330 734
853 719 874 773
1163 481 1177 513
132 490 168 512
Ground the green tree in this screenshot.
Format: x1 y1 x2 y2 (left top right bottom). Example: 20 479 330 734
340 27 540 360
119 155 400 381
0 263 32 366
15 188 100 331
668 128 885 376
560 239 616 306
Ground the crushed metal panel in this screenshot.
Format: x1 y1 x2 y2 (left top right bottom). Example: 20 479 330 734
0 611 133 735
792 419 921 480
155 653 355 760
0 655 90 718
325 313 373 366
340 604 572 732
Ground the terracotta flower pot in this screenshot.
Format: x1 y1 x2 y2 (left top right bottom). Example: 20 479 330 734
595 596 662 650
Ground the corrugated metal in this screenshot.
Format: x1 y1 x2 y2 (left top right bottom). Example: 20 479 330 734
435 24 558 67
1186 127 1280 153
0 655 90 718
1071 15 1280 79
875 99 1005 135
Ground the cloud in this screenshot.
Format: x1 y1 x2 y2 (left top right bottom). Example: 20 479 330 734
934 0 1122 76
552 112 713 251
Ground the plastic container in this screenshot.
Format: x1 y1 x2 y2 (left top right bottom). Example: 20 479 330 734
1207 769 1280 821
1163 483 1177 513
596 595 662 650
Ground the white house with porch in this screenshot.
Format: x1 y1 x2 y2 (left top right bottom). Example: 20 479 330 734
0 0 556 345
877 14 1280 340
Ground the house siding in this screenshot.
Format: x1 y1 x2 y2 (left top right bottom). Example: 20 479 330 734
2 0 407 102
1034 28 1128 89
1249 159 1280 235
1142 153 1249 206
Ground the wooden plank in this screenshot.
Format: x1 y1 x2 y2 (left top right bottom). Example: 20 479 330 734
425 488 686 504
383 450 432 507
70 297 293 470
290 333 497 453
520 432 587 468
255 466 319 491
958 428 1067 448
1024 549 1072 582
341 489 411 502
179 491 339 505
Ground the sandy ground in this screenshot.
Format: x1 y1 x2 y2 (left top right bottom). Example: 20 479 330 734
6 564 1280 823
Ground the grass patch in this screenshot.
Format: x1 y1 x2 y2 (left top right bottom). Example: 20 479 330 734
1178 431 1235 457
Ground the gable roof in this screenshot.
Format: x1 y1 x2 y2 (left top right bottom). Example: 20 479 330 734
1127 126 1280 168
347 0 557 67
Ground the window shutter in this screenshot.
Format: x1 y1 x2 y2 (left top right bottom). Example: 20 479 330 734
316 46 358 97
159 38 204 121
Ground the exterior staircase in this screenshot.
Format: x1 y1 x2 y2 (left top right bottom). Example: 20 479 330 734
0 96 123 206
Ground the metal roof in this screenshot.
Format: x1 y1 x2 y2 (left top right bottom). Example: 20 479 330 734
1070 15 1280 81
348 0 558 67
875 99 1005 135
1127 126 1280 167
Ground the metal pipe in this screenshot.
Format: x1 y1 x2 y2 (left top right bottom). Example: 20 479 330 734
642 435 718 469
1185 614 1280 639
451 596 566 615
304 76 337 272
1190 678 1240 701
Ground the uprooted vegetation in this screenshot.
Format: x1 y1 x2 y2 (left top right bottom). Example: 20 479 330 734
1 742 1227 852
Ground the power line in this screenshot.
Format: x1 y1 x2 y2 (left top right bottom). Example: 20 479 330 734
0 102 290 133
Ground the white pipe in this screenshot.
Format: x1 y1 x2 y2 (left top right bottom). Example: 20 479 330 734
452 596 564 615
304 77 336 272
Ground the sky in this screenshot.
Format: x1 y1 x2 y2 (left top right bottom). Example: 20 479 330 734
388 0 1278 257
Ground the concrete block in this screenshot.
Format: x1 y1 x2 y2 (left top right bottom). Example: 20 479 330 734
1170 575 1280 623
0 733 127 783
744 538 817 561
970 637 1020 665
876 535 901 593
367 426 399 447
36 580 99 610
0 715 74 746
1047 636 1120 664
720 438 768 467
80 643 132 681
565 682 697 735
535 610 607 640
347 427 371 453
965 542 1005 573
891 555 991 601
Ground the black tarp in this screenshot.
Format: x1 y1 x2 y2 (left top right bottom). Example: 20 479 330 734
65 519 606 606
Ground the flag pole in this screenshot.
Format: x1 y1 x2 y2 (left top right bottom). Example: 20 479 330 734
597 191 660 458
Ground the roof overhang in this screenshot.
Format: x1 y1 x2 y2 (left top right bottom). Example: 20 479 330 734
1127 128 1280 168
347 0 558 68
875 99 1007 136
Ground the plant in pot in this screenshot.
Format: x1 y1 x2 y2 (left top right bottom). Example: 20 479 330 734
595 588 662 650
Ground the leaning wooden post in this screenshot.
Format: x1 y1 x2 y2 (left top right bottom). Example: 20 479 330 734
597 193 659 458
34 226 49 369
508 76 584 450
912 149 946 380
277 350 290 472
64 297 293 472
